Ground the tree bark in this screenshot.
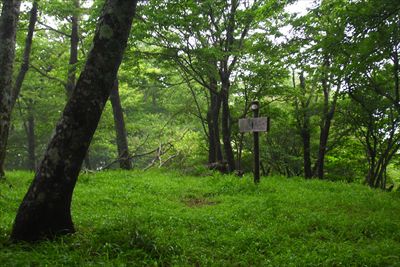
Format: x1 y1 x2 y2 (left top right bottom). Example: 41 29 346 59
314 90 337 179
221 80 235 172
10 0 138 242
206 110 216 164
207 78 223 165
11 0 37 107
26 101 36 171
65 0 80 97
299 72 312 179
110 79 132 170
211 91 223 163
314 57 337 179
0 0 21 178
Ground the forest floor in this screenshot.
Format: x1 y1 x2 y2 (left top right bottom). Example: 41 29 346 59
1 170 400 266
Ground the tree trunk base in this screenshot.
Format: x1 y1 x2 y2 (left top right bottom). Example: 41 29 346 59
11 194 75 242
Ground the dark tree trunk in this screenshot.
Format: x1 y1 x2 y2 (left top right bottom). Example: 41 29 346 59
302 129 312 179
299 72 312 179
314 57 337 179
26 101 36 171
314 91 337 179
207 79 223 165
207 110 216 164
221 81 235 172
315 117 333 179
10 0 138 242
11 1 38 172
110 79 132 170
0 0 21 178
12 0 37 107
212 92 223 162
65 0 80 97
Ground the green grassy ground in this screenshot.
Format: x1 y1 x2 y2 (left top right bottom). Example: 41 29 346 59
1 170 400 266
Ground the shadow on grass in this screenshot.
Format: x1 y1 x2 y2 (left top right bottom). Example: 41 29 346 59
0 220 182 266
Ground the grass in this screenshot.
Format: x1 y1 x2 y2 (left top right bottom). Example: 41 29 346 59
1 170 400 266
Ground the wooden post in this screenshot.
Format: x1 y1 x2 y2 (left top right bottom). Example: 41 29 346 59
251 101 260 184
238 103 269 184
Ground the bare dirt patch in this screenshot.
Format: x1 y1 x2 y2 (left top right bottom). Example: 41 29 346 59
182 197 219 208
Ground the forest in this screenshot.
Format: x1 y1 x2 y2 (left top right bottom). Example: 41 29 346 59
0 0 400 265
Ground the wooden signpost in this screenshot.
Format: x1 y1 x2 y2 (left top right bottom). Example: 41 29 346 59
239 101 270 184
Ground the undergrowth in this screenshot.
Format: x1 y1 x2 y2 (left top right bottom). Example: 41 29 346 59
1 170 399 266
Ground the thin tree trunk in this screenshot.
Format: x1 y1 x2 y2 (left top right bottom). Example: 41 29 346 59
0 0 21 178
212 91 223 162
26 101 35 171
315 102 336 179
302 129 312 178
11 0 38 107
110 79 132 170
207 83 223 165
65 0 79 97
10 0 138 242
314 57 337 179
207 108 216 164
299 72 312 179
221 82 235 172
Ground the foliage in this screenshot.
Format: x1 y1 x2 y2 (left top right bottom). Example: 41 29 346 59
3 0 400 188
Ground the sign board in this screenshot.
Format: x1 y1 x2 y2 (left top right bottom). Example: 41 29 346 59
239 117 269 133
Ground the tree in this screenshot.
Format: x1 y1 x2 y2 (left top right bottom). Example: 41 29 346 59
292 70 314 178
137 0 285 172
342 0 400 188
11 0 138 242
13 1 39 171
289 0 348 179
12 0 38 108
110 79 132 169
65 0 80 98
0 0 21 178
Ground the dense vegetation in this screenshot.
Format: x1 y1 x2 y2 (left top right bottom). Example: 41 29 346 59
1 0 399 190
1 170 399 265
1 0 400 255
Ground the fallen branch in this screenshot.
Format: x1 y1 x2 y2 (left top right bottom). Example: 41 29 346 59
144 143 174 170
99 142 172 171
159 152 180 167
100 129 190 171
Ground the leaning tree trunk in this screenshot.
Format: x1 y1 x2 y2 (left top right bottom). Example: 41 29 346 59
0 0 21 178
11 0 37 108
110 79 132 170
10 0 138 242
12 1 38 171
65 0 92 169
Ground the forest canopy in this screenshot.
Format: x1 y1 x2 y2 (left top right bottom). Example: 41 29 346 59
1 0 400 190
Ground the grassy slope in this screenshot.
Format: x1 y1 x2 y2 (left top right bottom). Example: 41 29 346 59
0 170 399 266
